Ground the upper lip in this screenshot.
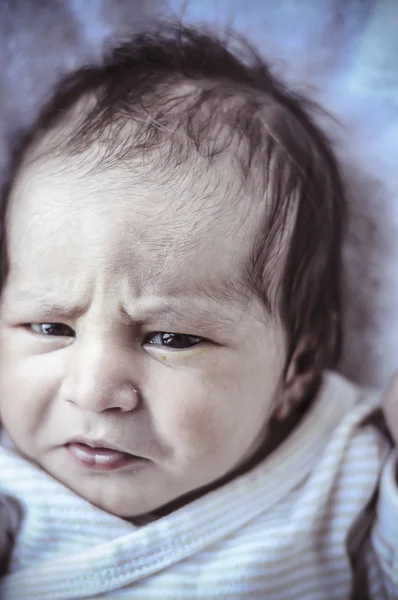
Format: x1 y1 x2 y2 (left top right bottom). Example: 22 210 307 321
67 437 133 455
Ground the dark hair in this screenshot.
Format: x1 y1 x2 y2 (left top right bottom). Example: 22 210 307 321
0 23 345 380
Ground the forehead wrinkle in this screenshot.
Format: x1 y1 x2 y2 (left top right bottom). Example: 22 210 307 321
5 124 267 306
121 300 243 334
5 282 247 334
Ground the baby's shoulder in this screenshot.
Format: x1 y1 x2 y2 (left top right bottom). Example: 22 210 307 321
307 371 389 483
319 371 384 434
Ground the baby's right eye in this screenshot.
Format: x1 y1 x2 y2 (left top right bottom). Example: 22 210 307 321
28 323 75 337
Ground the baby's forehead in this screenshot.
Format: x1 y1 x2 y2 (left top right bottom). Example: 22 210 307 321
8 140 267 289
5 147 267 325
4 111 296 333
10 75 278 235
11 126 261 239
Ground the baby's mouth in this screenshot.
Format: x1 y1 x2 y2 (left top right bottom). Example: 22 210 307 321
66 441 146 471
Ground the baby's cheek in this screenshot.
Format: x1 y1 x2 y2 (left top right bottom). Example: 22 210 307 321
155 372 244 462
174 398 226 458
0 353 58 439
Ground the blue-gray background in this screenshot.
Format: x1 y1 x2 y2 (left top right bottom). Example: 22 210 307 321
1 0 397 387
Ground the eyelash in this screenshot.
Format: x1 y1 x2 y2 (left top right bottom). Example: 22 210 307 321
27 323 205 350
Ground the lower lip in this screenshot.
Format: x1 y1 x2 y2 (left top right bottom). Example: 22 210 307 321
66 443 144 472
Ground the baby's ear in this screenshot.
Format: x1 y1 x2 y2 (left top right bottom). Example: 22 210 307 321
274 339 319 420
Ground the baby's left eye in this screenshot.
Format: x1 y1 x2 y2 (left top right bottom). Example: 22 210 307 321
144 332 204 349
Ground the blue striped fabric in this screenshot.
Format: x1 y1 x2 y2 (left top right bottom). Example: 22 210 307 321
0 372 396 599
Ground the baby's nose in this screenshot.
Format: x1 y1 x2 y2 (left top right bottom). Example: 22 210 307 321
63 375 140 413
60 343 141 413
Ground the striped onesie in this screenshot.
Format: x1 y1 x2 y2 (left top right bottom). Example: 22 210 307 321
0 372 397 599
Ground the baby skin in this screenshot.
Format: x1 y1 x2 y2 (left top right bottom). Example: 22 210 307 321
0 25 397 599
0 131 304 519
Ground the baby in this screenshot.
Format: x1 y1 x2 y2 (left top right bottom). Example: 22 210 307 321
0 23 397 600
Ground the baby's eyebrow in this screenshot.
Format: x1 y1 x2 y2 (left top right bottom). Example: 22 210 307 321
6 290 88 319
123 302 241 331
119 289 245 331
5 288 244 330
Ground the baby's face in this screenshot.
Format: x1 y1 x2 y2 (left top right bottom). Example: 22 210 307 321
0 146 288 517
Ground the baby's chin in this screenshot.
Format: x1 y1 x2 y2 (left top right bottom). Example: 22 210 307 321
47 462 165 517
36 450 199 519
23 441 255 519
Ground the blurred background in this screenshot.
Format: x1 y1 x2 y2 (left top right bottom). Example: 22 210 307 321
1 0 397 388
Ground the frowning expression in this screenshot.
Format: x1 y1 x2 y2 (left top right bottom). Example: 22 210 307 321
0 145 288 517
